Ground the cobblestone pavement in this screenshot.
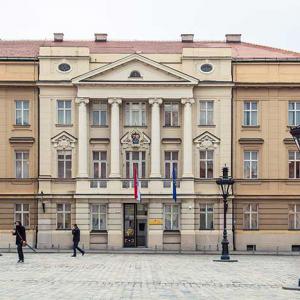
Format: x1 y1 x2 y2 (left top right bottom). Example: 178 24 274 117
0 253 300 300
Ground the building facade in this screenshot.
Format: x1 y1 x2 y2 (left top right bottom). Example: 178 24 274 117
0 33 299 251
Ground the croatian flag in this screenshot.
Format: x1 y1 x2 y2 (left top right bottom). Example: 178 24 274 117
172 165 177 202
134 166 141 202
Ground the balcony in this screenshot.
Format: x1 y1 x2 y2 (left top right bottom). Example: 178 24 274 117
90 180 108 188
122 179 149 189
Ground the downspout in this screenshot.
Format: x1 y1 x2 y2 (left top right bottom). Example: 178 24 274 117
231 62 236 251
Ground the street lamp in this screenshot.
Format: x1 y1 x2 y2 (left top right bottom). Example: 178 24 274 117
214 166 237 262
282 126 300 290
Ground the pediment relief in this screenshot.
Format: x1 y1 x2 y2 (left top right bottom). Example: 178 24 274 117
193 131 220 150
51 131 77 150
72 54 198 85
121 129 150 150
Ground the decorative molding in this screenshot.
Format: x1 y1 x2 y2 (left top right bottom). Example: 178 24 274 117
238 138 264 145
108 98 122 105
75 97 89 105
121 129 150 150
161 138 182 144
193 131 220 149
89 138 110 144
149 98 163 105
9 137 35 144
181 98 195 105
51 131 77 150
283 138 296 145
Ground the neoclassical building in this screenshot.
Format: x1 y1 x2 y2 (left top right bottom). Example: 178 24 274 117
0 33 299 251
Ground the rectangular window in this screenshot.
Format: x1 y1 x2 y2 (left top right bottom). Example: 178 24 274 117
289 151 300 179
57 150 72 178
243 101 258 126
57 203 71 229
288 101 300 126
90 204 107 230
164 103 179 126
164 151 178 178
15 151 29 178
15 204 30 227
244 203 258 230
125 102 146 126
199 101 214 125
92 101 107 126
289 204 300 230
199 150 214 179
244 151 258 179
15 100 29 125
200 203 214 230
164 204 179 230
125 151 146 178
93 151 107 178
57 100 72 125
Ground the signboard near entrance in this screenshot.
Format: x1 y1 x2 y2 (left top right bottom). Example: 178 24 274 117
149 218 163 225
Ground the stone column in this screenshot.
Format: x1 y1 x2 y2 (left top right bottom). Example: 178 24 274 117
76 98 89 178
181 98 195 178
108 98 122 178
149 98 163 178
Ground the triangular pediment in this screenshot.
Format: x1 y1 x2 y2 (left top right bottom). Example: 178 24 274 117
51 131 77 150
193 131 220 149
72 54 198 85
121 129 151 149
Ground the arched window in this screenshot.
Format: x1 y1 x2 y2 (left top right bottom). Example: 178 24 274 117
129 70 142 78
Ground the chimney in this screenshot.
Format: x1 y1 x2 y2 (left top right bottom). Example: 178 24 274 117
225 34 242 43
53 33 64 42
94 33 108 42
181 34 194 43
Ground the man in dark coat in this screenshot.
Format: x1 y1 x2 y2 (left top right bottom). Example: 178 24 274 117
12 221 26 263
71 224 85 257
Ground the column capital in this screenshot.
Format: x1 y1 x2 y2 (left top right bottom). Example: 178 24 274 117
75 97 89 105
181 98 195 105
149 98 163 105
108 98 122 105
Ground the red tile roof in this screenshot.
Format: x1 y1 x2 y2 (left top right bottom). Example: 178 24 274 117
0 40 299 59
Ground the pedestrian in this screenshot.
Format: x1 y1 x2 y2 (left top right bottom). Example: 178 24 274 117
71 224 85 257
12 221 26 263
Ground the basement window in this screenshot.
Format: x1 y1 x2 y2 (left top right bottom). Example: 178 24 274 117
246 244 256 252
292 245 300 252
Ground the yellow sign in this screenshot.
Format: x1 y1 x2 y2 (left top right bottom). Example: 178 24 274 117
149 219 163 225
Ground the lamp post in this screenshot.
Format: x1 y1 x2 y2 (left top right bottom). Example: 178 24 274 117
214 166 237 262
283 125 300 290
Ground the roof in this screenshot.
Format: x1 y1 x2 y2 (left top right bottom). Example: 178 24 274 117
0 39 299 60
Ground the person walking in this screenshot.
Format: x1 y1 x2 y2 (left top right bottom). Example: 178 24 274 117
12 221 26 263
71 224 85 257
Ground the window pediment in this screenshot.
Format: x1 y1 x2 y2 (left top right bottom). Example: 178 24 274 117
193 131 220 150
51 131 77 150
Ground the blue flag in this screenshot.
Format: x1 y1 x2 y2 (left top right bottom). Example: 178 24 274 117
172 165 177 202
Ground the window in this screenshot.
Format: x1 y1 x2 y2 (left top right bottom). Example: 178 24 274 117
200 63 213 73
244 151 258 179
243 101 258 126
15 100 29 125
58 63 71 72
125 102 146 126
92 101 107 126
15 151 29 178
288 101 300 126
244 203 258 230
57 100 72 125
200 203 214 230
57 150 72 178
200 150 213 179
93 151 107 178
125 151 146 178
199 101 213 125
164 204 179 230
57 203 71 229
289 204 300 230
15 204 30 227
91 204 107 230
164 103 179 126
164 151 178 178
289 151 300 178
129 70 142 78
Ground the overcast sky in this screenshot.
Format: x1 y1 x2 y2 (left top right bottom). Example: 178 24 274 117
1 0 300 51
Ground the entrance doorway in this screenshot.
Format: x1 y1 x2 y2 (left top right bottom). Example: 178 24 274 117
124 203 148 247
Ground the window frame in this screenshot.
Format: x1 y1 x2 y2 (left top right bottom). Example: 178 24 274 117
125 102 146 126
243 203 259 230
57 100 72 125
243 150 258 179
288 151 300 179
56 203 71 230
57 150 72 179
164 102 179 127
199 100 214 126
15 100 29 126
14 203 30 228
164 204 180 231
93 151 107 179
92 101 108 126
90 204 107 231
15 150 29 179
288 101 300 126
288 204 300 230
125 151 146 178
164 151 178 179
199 203 214 230
243 101 258 126
199 150 214 179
